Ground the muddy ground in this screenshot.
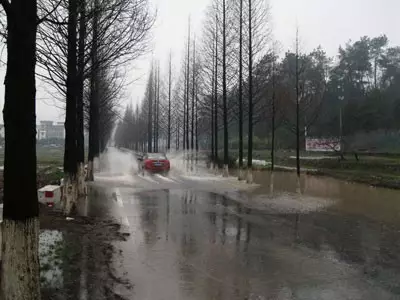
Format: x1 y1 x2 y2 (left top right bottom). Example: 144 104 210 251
39 206 131 300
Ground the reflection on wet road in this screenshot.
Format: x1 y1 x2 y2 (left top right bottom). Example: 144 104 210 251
89 149 400 299
104 187 400 300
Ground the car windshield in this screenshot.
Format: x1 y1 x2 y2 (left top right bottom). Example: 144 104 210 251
147 153 166 160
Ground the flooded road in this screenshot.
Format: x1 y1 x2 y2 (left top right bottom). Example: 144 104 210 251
88 148 400 299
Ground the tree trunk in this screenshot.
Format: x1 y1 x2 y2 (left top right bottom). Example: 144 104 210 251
374 58 377 89
238 0 244 180
191 39 195 151
167 52 172 150
210 86 214 168
222 0 229 177
87 0 100 181
1 0 41 296
147 69 153 153
183 85 186 151
154 65 159 152
247 0 253 184
176 121 180 150
271 57 276 171
214 14 219 170
77 0 87 195
185 20 190 152
64 0 79 212
295 29 300 178
195 86 199 152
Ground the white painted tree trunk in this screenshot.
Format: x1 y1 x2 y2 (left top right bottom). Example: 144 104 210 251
238 168 245 181
269 171 275 194
63 175 78 215
246 169 253 184
223 164 229 177
1 218 40 300
296 176 302 194
214 165 219 175
77 163 87 196
86 160 94 181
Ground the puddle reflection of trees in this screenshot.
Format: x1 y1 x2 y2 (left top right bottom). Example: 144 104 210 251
40 220 130 300
135 187 400 298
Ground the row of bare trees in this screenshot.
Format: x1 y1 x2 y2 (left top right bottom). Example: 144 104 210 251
0 0 154 297
115 0 271 181
37 0 154 206
115 0 328 185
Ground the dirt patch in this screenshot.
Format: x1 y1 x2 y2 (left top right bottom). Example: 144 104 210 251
39 207 132 300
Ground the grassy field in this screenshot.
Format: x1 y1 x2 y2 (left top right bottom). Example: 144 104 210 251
0 145 64 166
278 154 400 189
222 149 400 189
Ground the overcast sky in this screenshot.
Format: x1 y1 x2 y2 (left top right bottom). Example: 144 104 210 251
4 0 399 123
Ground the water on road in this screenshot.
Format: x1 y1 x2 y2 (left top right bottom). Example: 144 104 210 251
84 148 400 299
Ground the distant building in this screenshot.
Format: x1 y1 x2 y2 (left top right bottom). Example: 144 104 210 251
37 121 65 140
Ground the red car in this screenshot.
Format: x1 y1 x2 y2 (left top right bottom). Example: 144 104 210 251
141 153 170 175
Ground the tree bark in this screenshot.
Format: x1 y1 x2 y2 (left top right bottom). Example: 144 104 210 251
147 69 153 153
185 20 190 152
222 0 229 177
195 85 199 152
295 29 300 177
87 0 100 181
154 65 159 152
247 0 253 184
191 39 195 151
64 0 79 211
271 57 276 172
210 25 215 164
167 52 172 150
238 0 244 180
213 14 219 169
77 0 87 195
1 0 41 296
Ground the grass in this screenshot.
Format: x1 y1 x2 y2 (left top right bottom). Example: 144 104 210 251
273 153 400 189
37 146 64 165
224 149 400 189
0 145 64 166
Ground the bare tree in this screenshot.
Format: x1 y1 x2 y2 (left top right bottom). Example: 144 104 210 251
36 0 155 182
295 29 300 177
185 18 191 150
167 51 172 150
0 0 41 297
247 0 253 183
63 0 80 212
191 38 196 150
222 0 229 176
238 0 244 179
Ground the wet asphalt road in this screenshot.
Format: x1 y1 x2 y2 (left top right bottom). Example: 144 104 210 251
85 149 400 300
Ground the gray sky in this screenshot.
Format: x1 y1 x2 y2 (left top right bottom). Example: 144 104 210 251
4 0 398 123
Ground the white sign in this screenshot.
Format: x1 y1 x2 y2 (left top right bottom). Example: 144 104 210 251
306 137 341 152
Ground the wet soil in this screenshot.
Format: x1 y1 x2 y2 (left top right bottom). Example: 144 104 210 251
39 206 131 300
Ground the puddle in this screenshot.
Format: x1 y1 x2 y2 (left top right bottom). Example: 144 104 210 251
39 230 63 289
39 211 130 300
